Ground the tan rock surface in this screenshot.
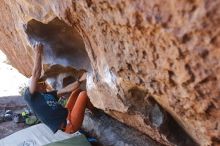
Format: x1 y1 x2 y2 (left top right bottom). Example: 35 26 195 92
0 0 219 145
0 1 33 76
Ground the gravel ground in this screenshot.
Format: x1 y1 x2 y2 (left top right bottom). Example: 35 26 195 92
0 95 29 139
0 51 29 139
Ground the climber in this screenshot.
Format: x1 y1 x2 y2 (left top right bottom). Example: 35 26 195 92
24 42 95 133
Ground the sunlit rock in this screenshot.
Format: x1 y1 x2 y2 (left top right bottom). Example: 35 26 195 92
0 0 219 145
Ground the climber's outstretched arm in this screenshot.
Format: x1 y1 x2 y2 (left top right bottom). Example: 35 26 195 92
29 43 43 94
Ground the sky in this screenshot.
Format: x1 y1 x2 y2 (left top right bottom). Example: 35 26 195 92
0 50 28 96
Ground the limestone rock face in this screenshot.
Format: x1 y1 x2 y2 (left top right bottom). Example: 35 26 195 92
0 0 219 145
0 1 33 76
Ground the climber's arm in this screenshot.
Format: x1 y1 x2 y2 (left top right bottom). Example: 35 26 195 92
57 72 87 97
57 81 80 97
29 43 43 94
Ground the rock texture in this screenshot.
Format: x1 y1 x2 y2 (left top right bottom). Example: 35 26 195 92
0 0 219 145
0 1 33 76
82 110 162 146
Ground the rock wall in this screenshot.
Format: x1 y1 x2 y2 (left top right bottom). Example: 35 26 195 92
82 110 163 146
0 0 219 145
0 1 33 76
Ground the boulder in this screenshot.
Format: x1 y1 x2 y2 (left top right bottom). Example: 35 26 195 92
0 0 219 145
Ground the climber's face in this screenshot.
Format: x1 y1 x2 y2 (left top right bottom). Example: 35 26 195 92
36 81 47 92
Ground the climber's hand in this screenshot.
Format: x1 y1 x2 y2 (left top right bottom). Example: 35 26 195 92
33 42 43 55
79 72 87 83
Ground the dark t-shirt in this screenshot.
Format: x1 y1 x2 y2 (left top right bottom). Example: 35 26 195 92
24 88 68 133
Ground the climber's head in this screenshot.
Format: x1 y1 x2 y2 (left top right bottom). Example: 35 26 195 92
36 78 47 92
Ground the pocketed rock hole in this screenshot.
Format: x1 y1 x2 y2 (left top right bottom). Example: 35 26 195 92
127 87 198 146
25 17 91 89
25 17 91 72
